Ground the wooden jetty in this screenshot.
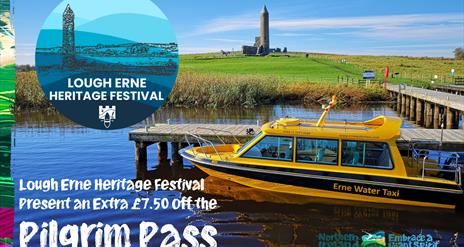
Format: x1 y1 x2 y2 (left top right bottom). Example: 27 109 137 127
129 123 464 178
431 84 464 96
130 124 259 178
387 84 464 129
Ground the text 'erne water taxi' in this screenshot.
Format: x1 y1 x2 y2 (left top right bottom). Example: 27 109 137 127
180 96 464 209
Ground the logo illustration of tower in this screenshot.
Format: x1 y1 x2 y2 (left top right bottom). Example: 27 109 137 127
62 4 75 68
260 5 269 55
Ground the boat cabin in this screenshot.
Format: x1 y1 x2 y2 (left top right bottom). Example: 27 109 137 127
232 117 408 178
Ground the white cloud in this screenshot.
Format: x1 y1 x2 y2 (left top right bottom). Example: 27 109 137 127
179 46 240 54
274 32 313 37
271 14 462 29
207 38 248 43
189 14 258 36
188 13 464 40
360 26 461 39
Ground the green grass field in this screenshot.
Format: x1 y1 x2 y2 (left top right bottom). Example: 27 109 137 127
181 52 464 87
314 53 464 86
181 53 363 83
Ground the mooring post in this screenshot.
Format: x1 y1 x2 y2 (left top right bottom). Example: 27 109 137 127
409 97 416 121
396 92 401 112
461 112 464 129
416 99 423 126
454 111 460 129
433 104 440 129
401 95 406 115
425 102 433 128
171 142 182 163
158 142 168 162
135 142 148 180
446 107 455 129
405 96 410 117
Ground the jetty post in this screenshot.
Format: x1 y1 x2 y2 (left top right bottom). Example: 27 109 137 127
135 141 154 179
416 99 423 126
387 84 463 129
396 91 401 111
409 97 416 121
171 142 182 163
405 96 410 118
425 102 433 128
433 105 440 129
158 142 168 162
401 95 406 116
446 107 455 129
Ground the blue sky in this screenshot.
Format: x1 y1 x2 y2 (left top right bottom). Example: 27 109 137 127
13 0 464 65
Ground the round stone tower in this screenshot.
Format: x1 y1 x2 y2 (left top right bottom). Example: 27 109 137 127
260 5 269 55
62 4 75 67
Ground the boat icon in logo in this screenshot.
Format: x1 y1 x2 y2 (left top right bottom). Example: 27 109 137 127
98 105 116 129
362 231 386 247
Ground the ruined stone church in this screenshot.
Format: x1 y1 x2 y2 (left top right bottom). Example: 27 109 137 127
242 6 270 56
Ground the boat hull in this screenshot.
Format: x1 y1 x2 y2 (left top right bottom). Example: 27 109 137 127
181 152 463 209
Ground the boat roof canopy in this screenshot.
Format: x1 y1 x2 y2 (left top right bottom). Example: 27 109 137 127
262 116 402 141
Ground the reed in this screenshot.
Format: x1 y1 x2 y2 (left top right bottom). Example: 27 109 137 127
15 71 51 110
15 70 390 110
167 71 390 107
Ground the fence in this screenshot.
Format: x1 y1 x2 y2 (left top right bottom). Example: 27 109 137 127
455 77 464 85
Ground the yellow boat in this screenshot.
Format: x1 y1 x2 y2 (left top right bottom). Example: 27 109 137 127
180 96 463 209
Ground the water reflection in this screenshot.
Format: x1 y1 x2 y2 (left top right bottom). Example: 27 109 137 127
145 159 464 246
14 104 459 247
15 103 413 128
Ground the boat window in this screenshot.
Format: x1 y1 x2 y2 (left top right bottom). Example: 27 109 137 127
341 141 393 169
242 136 293 161
237 131 263 154
296 138 338 165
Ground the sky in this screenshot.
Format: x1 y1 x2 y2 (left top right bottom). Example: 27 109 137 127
12 0 464 65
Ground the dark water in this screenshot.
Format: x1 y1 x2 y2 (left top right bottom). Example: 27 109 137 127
12 105 464 246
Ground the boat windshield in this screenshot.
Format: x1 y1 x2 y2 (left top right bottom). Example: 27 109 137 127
236 131 263 154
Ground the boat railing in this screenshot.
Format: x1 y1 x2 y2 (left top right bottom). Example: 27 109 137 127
184 132 223 161
411 147 463 185
195 127 242 145
272 121 371 131
407 138 441 156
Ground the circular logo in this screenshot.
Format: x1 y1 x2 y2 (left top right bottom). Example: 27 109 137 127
35 0 178 129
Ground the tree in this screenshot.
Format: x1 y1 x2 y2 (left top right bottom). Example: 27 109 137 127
454 47 464 60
